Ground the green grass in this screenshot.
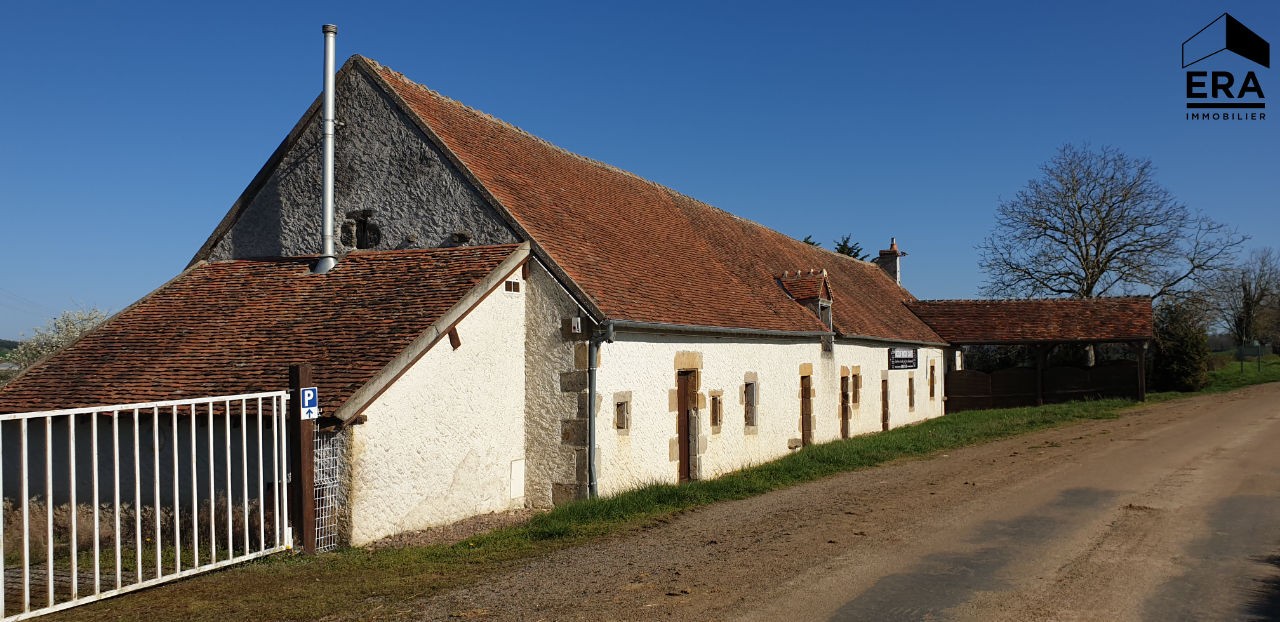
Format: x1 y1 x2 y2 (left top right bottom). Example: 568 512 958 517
1204 353 1280 392
57 362 1280 621
507 398 1132 544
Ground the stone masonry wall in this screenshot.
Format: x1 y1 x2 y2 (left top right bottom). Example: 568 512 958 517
208 66 516 261
523 261 590 507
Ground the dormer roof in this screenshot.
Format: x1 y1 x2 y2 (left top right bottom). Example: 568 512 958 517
779 269 832 302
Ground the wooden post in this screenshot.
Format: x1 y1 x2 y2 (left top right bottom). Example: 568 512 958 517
1134 341 1147 402
288 364 316 554
1034 345 1047 406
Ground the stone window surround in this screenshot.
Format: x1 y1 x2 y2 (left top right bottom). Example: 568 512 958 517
613 390 632 433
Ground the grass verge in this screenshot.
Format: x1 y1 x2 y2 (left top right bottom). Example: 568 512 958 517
1205 353 1280 392
58 361 1279 621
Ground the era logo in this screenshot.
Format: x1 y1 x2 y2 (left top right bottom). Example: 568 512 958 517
1182 13 1269 115
1186 71 1264 99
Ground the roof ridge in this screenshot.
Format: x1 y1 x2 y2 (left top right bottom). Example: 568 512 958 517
205 244 522 264
345 243 524 254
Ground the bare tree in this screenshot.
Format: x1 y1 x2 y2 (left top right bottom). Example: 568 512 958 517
1207 248 1280 346
979 144 1245 300
1264 296 1280 349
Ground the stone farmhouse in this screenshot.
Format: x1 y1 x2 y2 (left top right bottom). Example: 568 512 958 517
0 55 1149 547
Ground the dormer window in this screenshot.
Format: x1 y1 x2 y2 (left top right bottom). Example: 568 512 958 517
778 268 834 334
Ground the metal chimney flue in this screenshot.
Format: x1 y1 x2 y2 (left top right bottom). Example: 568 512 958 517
313 23 339 274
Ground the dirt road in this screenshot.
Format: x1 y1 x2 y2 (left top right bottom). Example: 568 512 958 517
365 384 1280 621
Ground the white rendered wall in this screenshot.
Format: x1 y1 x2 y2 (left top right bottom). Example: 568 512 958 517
593 333 944 496
347 272 526 545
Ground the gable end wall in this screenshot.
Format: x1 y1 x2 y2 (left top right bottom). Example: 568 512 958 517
346 267 527 545
208 67 516 260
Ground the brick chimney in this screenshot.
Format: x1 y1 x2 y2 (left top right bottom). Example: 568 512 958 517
872 237 906 284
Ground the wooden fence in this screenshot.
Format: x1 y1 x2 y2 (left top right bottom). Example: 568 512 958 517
945 360 1140 413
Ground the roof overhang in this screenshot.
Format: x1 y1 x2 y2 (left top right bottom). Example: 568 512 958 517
835 334 950 348
606 319 946 347
607 319 832 340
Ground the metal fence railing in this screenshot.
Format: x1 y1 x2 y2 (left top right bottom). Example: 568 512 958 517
0 391 292 620
312 430 342 554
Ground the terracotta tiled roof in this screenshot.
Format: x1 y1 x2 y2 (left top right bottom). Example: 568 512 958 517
0 246 522 414
365 59 944 344
779 270 831 301
905 297 1153 345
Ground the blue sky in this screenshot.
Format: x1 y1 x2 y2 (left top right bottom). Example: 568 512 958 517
1 1 1276 339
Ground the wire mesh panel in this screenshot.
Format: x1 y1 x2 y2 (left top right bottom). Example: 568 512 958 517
0 392 292 620
312 430 344 553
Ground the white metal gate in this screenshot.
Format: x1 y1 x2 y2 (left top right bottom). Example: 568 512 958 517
0 391 292 620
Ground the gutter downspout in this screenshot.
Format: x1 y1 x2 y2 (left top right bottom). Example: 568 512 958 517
586 321 614 498
313 24 339 274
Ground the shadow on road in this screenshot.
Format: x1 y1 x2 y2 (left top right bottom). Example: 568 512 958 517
1146 495 1280 621
829 487 1117 622
1243 554 1280 621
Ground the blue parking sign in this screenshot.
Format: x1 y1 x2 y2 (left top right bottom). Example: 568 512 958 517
301 387 319 420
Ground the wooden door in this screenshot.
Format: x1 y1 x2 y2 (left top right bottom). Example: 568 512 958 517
677 371 694 482
840 376 851 439
800 375 813 446
881 378 890 431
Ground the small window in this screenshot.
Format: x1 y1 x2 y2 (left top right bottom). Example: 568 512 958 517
851 374 860 404
819 301 833 331
908 376 916 410
615 401 629 430
504 280 521 293
744 382 758 427
711 395 723 428
840 375 852 439
341 209 382 250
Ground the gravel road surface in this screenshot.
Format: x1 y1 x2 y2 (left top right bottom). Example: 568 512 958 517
358 384 1280 621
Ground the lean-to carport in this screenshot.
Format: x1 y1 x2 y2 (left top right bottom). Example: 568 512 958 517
906 297 1154 412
